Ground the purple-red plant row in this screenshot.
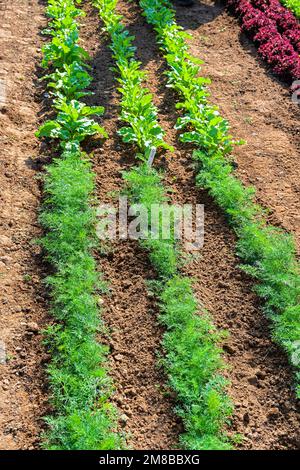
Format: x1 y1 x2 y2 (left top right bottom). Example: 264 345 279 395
227 0 300 83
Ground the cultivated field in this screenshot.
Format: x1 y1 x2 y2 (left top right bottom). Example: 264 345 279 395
0 0 300 451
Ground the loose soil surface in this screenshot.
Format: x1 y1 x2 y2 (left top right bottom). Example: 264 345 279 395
0 0 49 450
0 0 300 451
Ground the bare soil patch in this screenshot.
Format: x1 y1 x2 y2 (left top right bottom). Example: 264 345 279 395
0 0 50 450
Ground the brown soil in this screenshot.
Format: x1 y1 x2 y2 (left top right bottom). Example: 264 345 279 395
0 0 50 450
82 0 300 450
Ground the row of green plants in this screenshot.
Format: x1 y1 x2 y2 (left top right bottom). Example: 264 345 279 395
139 0 300 397
94 0 234 450
37 0 122 449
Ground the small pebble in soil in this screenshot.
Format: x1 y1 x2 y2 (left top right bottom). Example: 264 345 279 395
267 407 280 419
26 322 39 333
255 369 266 379
243 412 250 425
248 375 259 386
114 354 124 362
0 340 6 364
120 414 128 427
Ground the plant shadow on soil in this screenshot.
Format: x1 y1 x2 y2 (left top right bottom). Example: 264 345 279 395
174 0 295 91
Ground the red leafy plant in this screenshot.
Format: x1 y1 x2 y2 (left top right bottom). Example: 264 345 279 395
227 0 300 85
